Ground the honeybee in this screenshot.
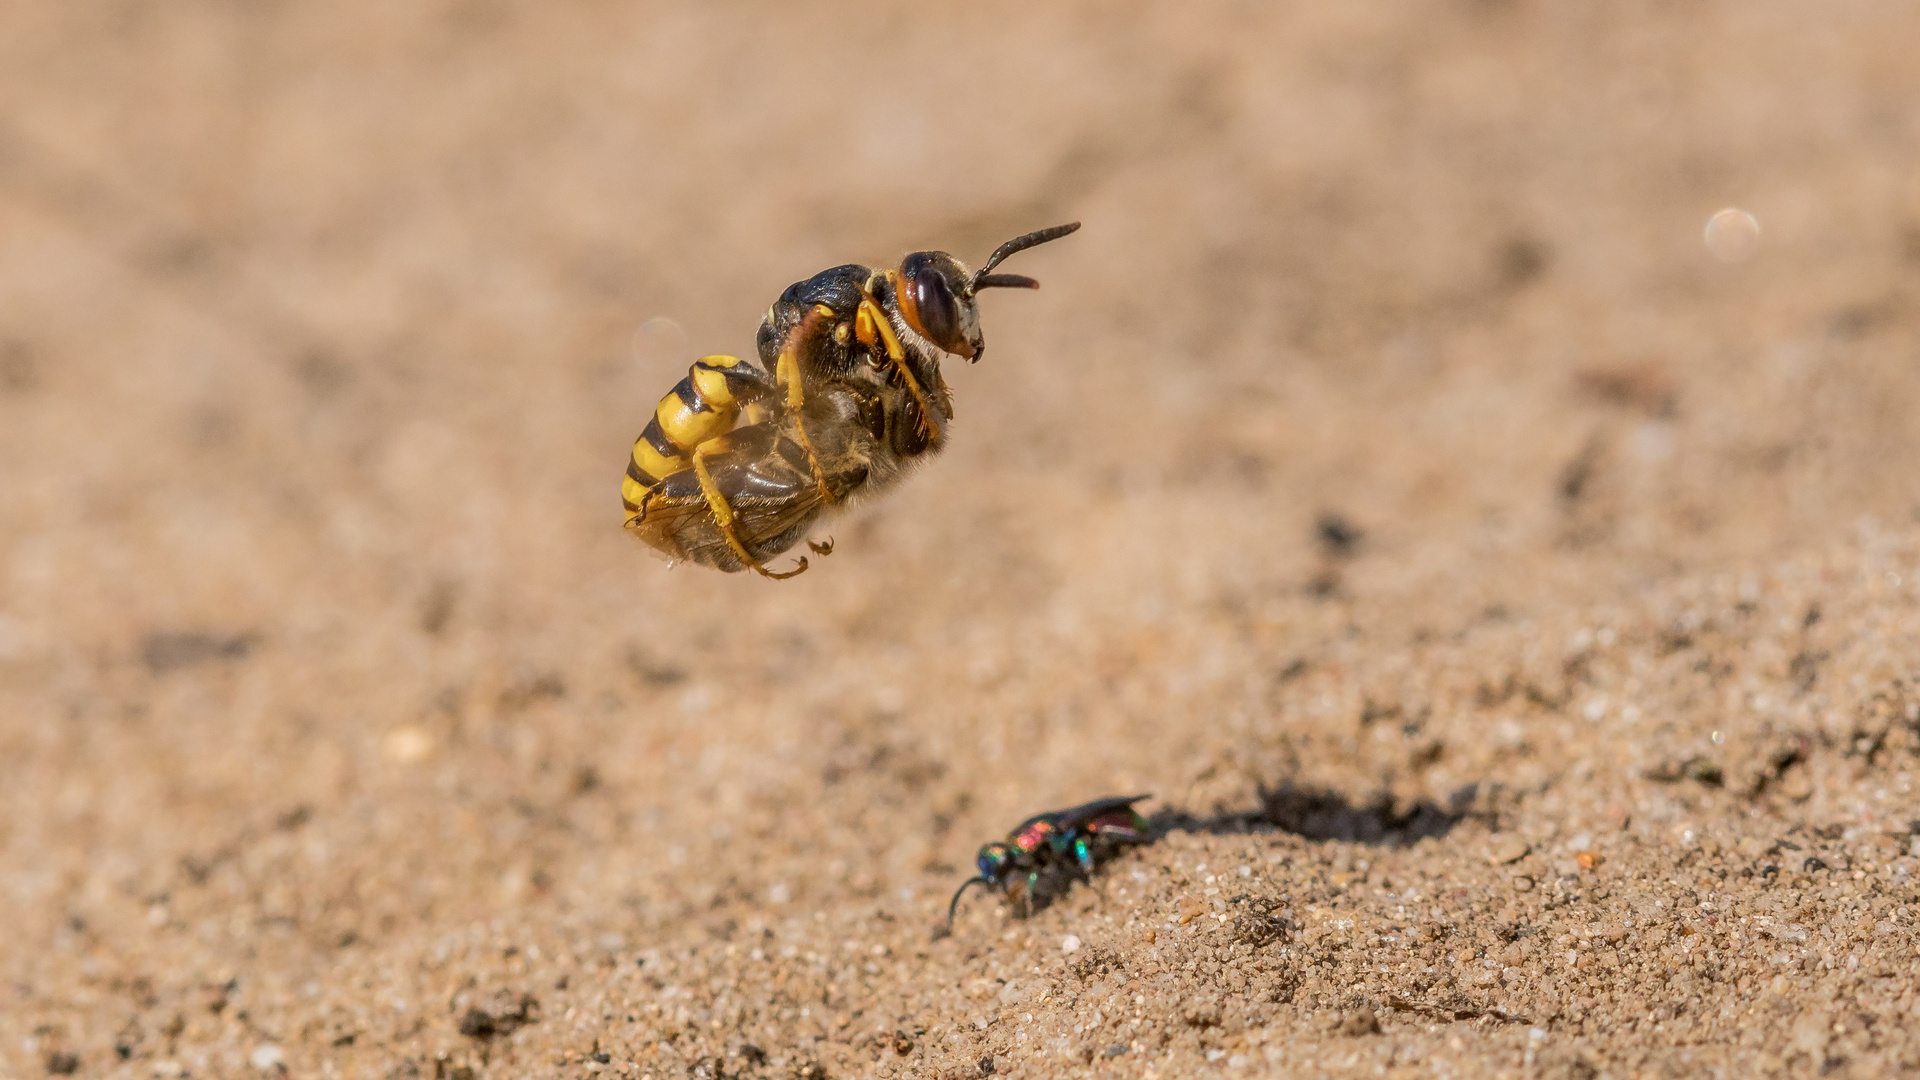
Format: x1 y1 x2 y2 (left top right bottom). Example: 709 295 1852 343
622 222 1079 578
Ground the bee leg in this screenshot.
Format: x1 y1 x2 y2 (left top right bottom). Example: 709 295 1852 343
690 443 808 580
807 537 834 556
1024 872 1038 916
1074 836 1095 876
775 304 839 505
787 412 834 505
855 297 942 445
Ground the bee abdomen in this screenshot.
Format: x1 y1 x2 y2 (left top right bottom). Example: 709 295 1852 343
622 355 758 514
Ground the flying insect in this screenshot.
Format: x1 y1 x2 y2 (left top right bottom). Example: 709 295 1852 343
946 794 1151 929
622 223 1080 578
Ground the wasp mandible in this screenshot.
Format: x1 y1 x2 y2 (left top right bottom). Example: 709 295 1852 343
946 794 1151 930
622 223 1080 578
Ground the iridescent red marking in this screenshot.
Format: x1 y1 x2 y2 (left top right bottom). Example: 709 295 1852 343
1013 820 1059 853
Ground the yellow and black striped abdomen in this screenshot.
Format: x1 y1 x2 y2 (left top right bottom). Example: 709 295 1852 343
622 355 768 521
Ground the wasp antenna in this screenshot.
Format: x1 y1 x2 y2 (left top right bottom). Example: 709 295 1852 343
972 273 1041 291
946 877 991 930
972 222 1081 286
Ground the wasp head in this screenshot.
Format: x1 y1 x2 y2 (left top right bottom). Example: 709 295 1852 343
946 841 1021 930
894 222 1079 364
975 841 1016 884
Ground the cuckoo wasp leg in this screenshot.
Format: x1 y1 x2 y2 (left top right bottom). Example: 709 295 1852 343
690 442 809 579
1073 835 1096 876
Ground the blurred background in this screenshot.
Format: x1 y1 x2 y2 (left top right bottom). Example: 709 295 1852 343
3 1 1918 1075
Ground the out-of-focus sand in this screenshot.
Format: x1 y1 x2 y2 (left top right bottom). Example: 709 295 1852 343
5 3 1920 1077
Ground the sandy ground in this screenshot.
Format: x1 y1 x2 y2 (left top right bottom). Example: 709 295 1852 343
5 2 1920 1078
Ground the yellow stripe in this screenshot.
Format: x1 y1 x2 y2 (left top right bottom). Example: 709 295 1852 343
661 401 732 449
657 355 750 451
621 473 652 510
632 437 681 481
691 365 737 409
655 394 709 448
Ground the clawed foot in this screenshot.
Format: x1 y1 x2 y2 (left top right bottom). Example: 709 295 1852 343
755 555 809 580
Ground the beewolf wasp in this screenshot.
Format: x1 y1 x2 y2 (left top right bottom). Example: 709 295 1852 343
622 223 1079 578
946 794 1151 930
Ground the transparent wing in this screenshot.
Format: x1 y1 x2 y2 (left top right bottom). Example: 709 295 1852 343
625 423 849 573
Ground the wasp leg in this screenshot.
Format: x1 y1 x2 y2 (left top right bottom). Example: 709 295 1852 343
807 537 834 556
1073 836 1095 876
855 296 942 444
774 304 839 505
690 442 808 579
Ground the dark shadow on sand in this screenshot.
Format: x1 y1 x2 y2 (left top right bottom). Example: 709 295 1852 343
1149 780 1479 846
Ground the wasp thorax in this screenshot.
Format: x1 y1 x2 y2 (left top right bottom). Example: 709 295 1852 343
897 251 980 360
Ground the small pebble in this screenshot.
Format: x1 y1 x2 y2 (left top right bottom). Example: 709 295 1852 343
1490 837 1531 865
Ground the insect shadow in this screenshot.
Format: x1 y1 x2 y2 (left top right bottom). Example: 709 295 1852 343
1147 780 1477 846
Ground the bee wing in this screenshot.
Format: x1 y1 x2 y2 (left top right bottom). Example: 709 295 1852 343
629 477 827 573
625 423 846 572
624 488 715 565
725 472 835 561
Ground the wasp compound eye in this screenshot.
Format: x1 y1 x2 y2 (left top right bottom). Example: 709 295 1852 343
914 273 960 347
900 252 971 357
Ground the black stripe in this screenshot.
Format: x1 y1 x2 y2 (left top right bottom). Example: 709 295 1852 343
671 378 712 414
641 420 680 461
622 497 642 513
626 458 658 487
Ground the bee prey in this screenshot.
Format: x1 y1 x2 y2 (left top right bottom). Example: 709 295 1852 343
622 223 1080 578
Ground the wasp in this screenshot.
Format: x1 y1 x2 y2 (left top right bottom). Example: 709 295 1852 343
946 794 1152 930
622 223 1080 578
